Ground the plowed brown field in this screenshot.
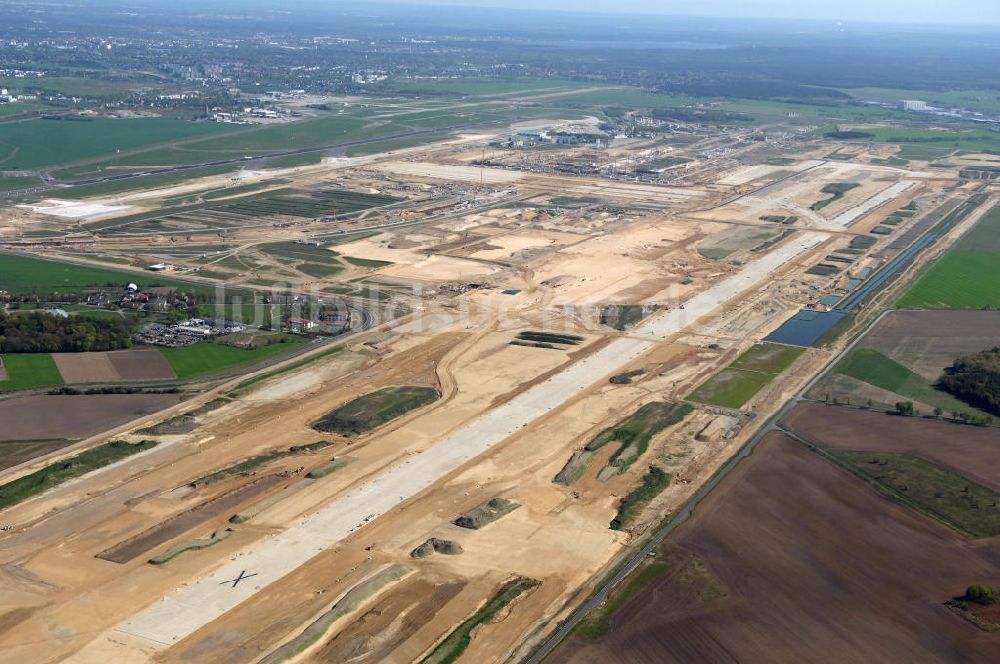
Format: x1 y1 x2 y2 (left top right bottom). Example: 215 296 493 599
550 429 1000 664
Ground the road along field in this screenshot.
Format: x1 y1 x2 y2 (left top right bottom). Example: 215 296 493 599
549 428 1000 664
67 230 832 652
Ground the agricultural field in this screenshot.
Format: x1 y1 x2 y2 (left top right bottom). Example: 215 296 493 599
386 78 592 96
0 252 233 300
809 310 1000 415
688 343 805 409
0 117 236 170
160 335 309 379
829 126 1000 160
898 206 1000 309
551 425 1000 664
0 393 185 444
0 353 64 393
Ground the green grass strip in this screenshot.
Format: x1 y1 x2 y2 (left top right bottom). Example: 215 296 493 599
0 439 157 510
419 577 540 664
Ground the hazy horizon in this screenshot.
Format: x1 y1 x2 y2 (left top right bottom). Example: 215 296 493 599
371 0 1000 26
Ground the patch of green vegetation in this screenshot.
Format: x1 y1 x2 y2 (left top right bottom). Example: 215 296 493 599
697 226 778 260
341 256 393 268
689 343 804 409
0 252 246 304
0 439 157 510
575 558 670 640
834 348 980 416
388 78 590 97
312 385 439 435
827 450 1000 538
0 439 72 472
148 529 232 565
610 465 672 530
0 353 64 393
453 497 520 529
730 343 805 374
760 214 798 224
599 304 656 331
228 345 344 397
825 130 874 140
192 451 288 486
297 262 344 278
898 251 1000 310
515 331 584 346
418 577 540 664
160 336 307 379
585 402 693 476
0 175 42 192
410 537 463 558
806 263 841 275
0 117 235 170
57 165 238 199
872 156 910 166
548 196 602 207
305 457 351 479
136 414 197 436
938 347 1000 417
811 182 861 211
259 564 411 664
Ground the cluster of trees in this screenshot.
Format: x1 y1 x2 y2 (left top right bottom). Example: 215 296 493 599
963 585 999 606
0 312 137 353
938 348 1000 416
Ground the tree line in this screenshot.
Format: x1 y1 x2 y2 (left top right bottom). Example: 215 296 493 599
0 312 137 353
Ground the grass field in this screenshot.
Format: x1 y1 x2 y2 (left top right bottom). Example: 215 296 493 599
0 117 235 170
0 103 42 117
843 87 1000 116
0 175 42 192
0 439 157 511
341 256 393 268
832 126 1000 160
160 336 307 379
689 343 804 409
833 348 977 415
386 78 591 96
0 252 239 300
312 385 439 435
57 165 237 199
898 207 1000 309
0 354 64 393
574 558 670 640
828 450 1000 538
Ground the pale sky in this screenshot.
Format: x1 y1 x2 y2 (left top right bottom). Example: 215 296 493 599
379 0 1000 26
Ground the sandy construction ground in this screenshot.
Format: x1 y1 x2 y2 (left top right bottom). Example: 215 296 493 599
84 227 828 653
716 159 824 186
0 132 967 664
375 161 524 184
19 199 134 219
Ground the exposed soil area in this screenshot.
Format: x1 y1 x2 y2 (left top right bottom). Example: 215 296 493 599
550 431 1000 663
782 401 1000 489
0 393 185 442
